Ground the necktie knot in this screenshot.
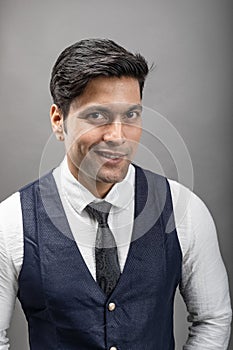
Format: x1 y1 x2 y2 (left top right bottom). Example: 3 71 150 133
85 201 112 226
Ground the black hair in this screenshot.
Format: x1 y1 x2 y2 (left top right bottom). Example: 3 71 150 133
50 38 149 119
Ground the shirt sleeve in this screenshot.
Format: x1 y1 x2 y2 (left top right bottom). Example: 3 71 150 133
169 180 232 349
0 192 23 349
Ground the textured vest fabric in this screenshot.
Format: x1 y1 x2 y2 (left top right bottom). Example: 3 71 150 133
18 165 182 350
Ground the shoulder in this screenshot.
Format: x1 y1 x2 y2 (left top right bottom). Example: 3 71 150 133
0 192 22 228
0 192 23 278
134 165 212 220
19 170 54 194
134 164 166 183
0 193 24 257
168 179 214 226
0 170 54 228
0 192 23 271
167 179 217 257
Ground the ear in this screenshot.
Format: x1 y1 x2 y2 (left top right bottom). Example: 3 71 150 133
50 104 65 141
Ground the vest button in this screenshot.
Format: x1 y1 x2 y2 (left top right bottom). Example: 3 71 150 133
108 302 116 311
110 347 117 350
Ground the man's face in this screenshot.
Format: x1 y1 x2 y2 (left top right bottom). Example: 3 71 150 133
52 76 142 196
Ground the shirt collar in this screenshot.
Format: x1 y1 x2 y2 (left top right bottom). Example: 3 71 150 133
59 156 135 214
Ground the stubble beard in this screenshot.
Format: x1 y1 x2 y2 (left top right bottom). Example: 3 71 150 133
95 160 131 184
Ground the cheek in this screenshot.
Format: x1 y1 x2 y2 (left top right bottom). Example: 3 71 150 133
125 125 142 144
65 122 91 149
76 129 102 153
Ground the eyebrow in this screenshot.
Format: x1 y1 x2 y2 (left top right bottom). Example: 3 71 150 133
127 104 143 112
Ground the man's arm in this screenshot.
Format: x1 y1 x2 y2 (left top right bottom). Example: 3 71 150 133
170 181 232 349
0 192 23 350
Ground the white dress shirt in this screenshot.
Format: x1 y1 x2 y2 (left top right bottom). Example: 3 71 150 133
0 158 232 349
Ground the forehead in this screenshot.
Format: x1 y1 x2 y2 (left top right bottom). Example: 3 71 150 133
72 76 141 110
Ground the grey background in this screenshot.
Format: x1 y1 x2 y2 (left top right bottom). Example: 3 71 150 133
0 0 232 349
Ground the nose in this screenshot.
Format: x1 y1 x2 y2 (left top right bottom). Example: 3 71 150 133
103 121 125 145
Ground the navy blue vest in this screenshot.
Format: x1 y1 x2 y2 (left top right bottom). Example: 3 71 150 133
18 165 182 350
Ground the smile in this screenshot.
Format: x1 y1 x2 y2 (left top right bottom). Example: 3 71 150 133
94 150 127 160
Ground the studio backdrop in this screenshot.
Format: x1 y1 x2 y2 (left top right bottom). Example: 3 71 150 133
0 0 232 349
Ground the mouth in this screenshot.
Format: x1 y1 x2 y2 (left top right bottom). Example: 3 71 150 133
94 150 128 163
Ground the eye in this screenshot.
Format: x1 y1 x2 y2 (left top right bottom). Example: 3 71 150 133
86 112 108 124
127 111 137 118
125 110 141 121
88 112 103 119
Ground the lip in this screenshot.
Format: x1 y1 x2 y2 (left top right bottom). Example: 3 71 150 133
94 150 128 163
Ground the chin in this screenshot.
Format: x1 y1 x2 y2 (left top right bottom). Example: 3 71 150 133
97 167 129 184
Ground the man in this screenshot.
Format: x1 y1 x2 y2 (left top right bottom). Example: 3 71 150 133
0 39 231 349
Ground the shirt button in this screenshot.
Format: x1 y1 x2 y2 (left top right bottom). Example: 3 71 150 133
110 347 117 350
108 302 116 311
